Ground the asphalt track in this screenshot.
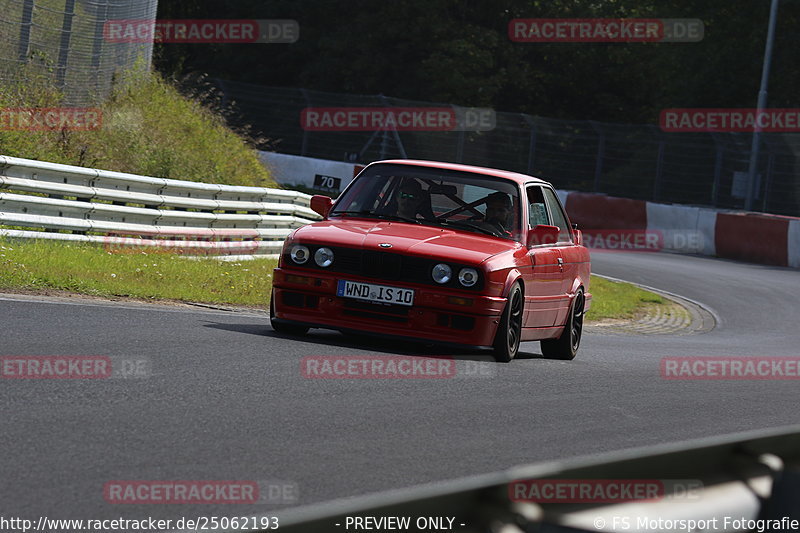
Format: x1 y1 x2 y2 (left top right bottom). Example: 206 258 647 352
1 251 799 521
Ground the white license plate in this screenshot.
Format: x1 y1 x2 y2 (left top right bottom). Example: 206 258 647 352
337 280 414 306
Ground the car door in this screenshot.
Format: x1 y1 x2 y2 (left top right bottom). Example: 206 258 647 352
541 186 582 326
521 185 563 328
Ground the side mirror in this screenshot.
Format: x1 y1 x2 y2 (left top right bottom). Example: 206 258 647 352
573 229 583 246
527 224 560 247
310 195 333 218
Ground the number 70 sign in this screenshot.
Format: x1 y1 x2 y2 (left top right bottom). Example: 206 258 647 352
314 174 342 194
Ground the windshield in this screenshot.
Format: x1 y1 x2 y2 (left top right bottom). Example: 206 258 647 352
330 164 522 240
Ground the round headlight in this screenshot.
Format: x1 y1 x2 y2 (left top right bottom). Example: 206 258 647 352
432 263 452 284
314 247 334 267
458 268 479 287
290 244 310 264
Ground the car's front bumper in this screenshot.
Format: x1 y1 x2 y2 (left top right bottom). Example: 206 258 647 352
272 267 506 347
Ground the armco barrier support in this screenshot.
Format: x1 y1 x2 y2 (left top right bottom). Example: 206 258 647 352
565 192 647 230
715 213 789 267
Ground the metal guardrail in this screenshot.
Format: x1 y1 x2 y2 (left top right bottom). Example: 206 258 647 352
270 425 800 533
0 155 320 259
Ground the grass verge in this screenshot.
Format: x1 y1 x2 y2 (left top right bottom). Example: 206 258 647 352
0 239 665 318
0 239 275 307
586 275 664 321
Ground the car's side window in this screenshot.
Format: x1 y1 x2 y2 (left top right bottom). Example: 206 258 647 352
526 186 549 227
542 188 571 243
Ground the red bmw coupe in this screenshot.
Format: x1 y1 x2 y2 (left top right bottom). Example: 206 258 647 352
270 160 591 362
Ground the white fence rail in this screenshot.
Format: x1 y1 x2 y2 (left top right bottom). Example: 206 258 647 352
0 155 320 259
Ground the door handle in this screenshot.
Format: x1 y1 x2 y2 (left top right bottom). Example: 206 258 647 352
557 257 564 271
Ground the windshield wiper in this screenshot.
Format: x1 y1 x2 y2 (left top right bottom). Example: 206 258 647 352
330 210 421 224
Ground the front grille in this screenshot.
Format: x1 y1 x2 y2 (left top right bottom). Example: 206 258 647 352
285 246 483 290
334 247 362 274
363 251 402 280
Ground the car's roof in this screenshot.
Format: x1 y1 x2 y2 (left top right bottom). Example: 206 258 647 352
369 159 549 186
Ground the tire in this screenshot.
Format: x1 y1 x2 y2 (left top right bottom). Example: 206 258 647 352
269 290 309 335
493 282 523 363
540 288 584 360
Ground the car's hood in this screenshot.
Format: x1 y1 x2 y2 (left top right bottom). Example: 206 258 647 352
293 218 519 264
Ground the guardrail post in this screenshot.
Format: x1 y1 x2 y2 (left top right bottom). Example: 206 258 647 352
56 0 76 90
17 0 34 63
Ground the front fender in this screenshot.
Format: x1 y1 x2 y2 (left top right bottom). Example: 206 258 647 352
501 269 524 297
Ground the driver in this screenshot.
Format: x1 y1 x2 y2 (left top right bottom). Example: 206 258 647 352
395 179 425 219
484 192 513 234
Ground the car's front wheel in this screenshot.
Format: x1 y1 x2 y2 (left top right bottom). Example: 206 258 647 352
540 288 584 360
493 282 523 363
269 290 309 335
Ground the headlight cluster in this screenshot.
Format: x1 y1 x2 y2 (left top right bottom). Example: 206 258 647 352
314 247 334 267
432 263 479 288
458 268 479 287
289 244 335 268
290 244 309 264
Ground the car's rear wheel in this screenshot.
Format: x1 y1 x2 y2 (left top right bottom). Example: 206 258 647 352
269 290 309 335
493 282 523 363
540 288 584 360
